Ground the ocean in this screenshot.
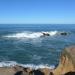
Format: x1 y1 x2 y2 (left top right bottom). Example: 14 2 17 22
0 24 75 69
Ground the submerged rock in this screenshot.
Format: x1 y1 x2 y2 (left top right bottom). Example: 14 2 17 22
60 32 68 36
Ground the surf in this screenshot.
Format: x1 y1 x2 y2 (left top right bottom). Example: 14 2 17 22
2 31 58 39
0 61 55 70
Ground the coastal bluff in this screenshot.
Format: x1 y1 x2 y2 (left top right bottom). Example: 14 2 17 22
53 46 75 75
0 46 75 75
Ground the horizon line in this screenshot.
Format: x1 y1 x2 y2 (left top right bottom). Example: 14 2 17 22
0 23 75 25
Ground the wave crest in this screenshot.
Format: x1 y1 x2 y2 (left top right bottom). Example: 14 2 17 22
2 31 58 39
0 61 55 69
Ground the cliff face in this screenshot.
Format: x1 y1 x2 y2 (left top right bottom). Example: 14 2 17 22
53 46 75 75
0 46 75 75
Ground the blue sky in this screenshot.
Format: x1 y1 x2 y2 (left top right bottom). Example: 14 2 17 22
0 0 75 24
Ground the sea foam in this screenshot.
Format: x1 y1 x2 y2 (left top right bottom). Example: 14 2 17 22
2 31 58 39
0 61 55 69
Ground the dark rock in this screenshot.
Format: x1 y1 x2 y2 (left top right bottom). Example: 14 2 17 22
64 72 75 75
49 72 54 75
29 69 45 75
14 71 23 75
42 32 50 36
60 32 68 36
23 68 28 72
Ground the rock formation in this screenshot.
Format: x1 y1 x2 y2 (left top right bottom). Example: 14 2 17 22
53 46 75 75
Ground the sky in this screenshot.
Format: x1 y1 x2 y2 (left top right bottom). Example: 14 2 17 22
0 0 75 24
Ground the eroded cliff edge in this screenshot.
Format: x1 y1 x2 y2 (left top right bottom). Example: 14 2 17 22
53 46 75 75
0 46 75 75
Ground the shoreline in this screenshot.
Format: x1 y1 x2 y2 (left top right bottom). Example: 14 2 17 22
0 46 75 75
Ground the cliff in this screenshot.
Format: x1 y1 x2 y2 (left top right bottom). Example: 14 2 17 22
53 46 75 75
0 46 75 75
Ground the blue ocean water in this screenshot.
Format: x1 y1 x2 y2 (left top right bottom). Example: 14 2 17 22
0 24 75 68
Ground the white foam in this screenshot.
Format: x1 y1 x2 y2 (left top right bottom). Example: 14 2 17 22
3 32 43 39
21 64 55 70
0 61 55 69
49 31 58 36
2 31 58 39
0 61 17 67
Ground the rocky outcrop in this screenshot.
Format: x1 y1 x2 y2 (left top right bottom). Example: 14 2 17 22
0 46 75 75
0 66 53 75
53 46 75 75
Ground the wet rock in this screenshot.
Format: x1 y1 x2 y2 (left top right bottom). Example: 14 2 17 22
42 32 50 36
60 32 68 36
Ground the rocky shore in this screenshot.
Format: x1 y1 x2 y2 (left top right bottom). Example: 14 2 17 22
0 46 75 75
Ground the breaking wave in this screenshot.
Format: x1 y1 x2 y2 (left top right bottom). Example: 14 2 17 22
0 61 55 69
2 31 58 39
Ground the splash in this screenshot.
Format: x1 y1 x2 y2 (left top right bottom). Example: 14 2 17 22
0 61 55 69
2 31 58 39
